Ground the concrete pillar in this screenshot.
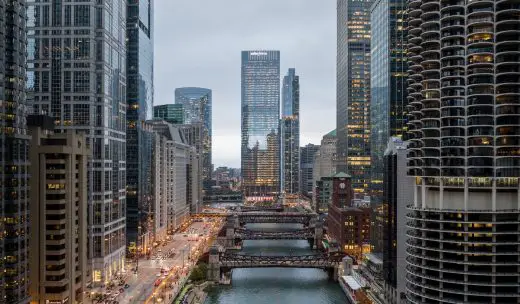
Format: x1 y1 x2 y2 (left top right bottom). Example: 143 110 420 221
225 224 235 249
309 215 317 228
232 214 240 229
207 246 220 282
314 222 323 250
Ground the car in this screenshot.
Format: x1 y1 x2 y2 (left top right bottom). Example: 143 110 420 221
124 284 130 289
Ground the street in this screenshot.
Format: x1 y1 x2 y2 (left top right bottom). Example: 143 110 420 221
86 218 224 304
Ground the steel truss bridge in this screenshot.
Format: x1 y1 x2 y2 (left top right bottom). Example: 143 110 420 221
239 206 284 212
236 212 315 225
234 228 315 240
218 252 344 269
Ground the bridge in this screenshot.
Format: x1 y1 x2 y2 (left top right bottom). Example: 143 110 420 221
216 213 323 250
207 248 345 282
203 193 243 203
234 227 315 240
238 205 284 212
236 212 315 225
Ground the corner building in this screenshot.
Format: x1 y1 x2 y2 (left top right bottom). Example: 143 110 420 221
241 51 280 198
27 1 128 284
405 0 520 302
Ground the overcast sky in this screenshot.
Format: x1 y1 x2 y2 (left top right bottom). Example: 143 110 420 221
155 1 336 168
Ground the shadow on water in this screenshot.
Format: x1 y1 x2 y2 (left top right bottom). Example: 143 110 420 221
204 224 347 304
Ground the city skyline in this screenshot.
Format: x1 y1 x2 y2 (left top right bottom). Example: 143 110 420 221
155 0 336 167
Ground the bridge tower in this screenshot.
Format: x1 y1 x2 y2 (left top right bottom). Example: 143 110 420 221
314 221 324 250
225 220 237 249
207 246 221 282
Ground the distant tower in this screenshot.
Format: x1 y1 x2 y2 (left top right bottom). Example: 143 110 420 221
241 51 281 197
175 87 212 191
281 68 300 194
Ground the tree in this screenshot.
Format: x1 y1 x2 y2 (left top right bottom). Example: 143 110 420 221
189 263 208 282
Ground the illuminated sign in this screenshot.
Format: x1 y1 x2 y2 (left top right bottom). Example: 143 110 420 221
250 51 268 56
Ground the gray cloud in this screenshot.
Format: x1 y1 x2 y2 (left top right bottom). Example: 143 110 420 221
155 0 336 167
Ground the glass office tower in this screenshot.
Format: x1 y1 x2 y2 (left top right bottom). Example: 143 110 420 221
175 87 212 191
370 0 408 200
241 51 280 197
337 0 373 195
154 104 184 124
126 0 154 253
281 68 300 194
1 1 30 302
405 0 520 302
27 0 128 284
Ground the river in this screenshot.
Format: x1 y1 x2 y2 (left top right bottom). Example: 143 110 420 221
204 223 347 304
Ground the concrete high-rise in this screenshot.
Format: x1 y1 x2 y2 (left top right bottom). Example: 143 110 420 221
175 87 212 191
148 120 194 235
126 0 155 253
0 1 30 302
27 1 128 284
337 0 373 195
300 144 320 197
405 1 520 302
370 0 408 200
28 115 88 304
241 51 280 198
281 68 300 194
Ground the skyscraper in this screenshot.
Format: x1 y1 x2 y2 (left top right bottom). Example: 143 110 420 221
154 104 184 124
281 68 300 194
370 0 408 200
337 0 373 195
126 0 155 253
405 1 520 302
28 115 89 304
27 0 128 284
383 137 412 303
241 51 280 197
300 144 320 196
1 1 30 302
175 87 212 191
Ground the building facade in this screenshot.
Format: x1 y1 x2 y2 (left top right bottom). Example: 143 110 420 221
175 87 212 192
241 50 281 197
28 115 88 304
0 1 30 302
326 173 372 260
154 104 184 124
336 0 373 195
370 0 408 200
300 144 320 197
27 1 128 284
176 123 203 213
312 130 337 206
405 1 520 302
148 120 193 236
126 0 154 252
383 137 412 304
281 68 300 194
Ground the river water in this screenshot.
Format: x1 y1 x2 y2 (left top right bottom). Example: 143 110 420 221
204 223 347 304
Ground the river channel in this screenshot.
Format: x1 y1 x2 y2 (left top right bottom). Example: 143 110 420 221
204 223 347 304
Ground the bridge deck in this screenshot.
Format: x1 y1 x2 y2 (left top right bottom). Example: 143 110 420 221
235 228 315 240
219 253 339 269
